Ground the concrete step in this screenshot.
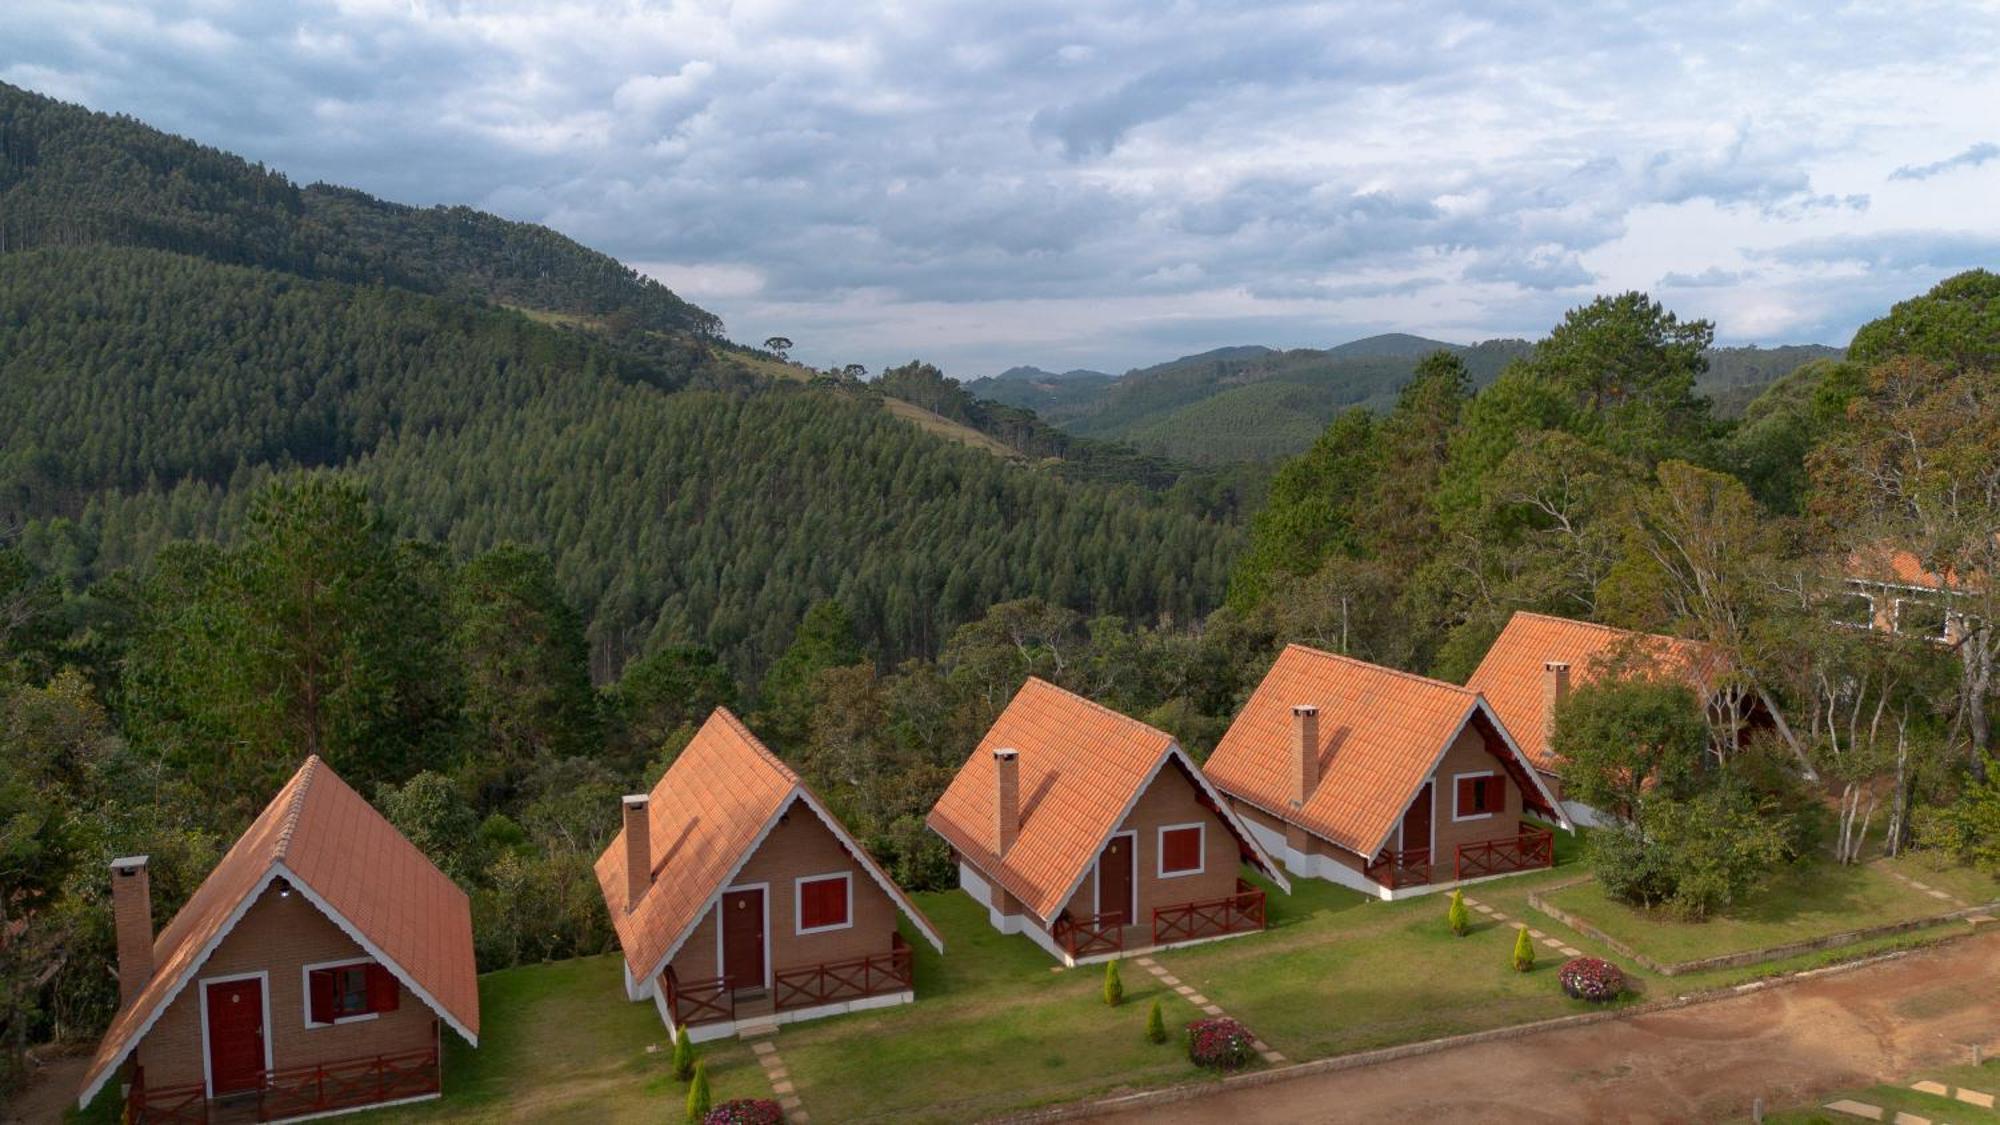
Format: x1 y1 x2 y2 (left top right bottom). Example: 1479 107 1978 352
736 1016 782 1039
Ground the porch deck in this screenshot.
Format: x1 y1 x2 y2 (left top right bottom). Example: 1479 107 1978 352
1364 825 1555 891
1051 878 1267 960
123 1042 440 1124
662 932 915 1031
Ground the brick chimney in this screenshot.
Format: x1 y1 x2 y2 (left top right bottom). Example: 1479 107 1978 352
622 795 651 913
109 855 154 1009
1290 705 1320 807
1542 661 1572 749
993 748 1020 858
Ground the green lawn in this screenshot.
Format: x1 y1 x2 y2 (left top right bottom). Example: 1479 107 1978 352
1541 860 1960 967
1876 851 2000 908
1764 1058 2000 1123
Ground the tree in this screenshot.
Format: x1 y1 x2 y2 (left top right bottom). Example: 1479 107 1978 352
1591 785 1793 919
607 645 735 774
1552 678 1709 822
671 1025 696 1082
1145 998 1167 1043
762 336 794 361
1227 409 1379 609
1520 291 1716 462
1102 959 1124 1006
379 771 483 883
685 1059 711 1123
1511 925 1535 972
758 601 862 747
1447 889 1469 936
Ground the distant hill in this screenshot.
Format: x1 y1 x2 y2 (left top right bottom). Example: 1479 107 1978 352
972 334 1841 463
989 365 1114 382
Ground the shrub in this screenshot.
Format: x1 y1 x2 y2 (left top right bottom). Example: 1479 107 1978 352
704 1099 784 1125
1447 889 1469 936
1103 959 1124 1007
1558 957 1625 1003
685 1060 711 1123
1511 926 1535 973
1185 1017 1257 1071
1145 998 1167 1044
671 1025 696 1082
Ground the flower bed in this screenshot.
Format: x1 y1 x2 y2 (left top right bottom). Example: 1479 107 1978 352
704 1098 785 1124
1558 957 1625 1002
1185 1016 1257 1071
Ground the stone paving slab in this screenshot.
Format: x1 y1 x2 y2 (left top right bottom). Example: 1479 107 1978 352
1956 1087 1996 1108
1489 912 1508 921
1824 1099 1885 1119
772 1079 795 1095
1528 929 1546 939
1911 1081 1948 1096
1160 975 1181 986
1175 985 1194 996
1559 946 1583 957
1136 957 1157 967
1202 1004 1224 1016
1541 938 1566 950
751 1041 777 1055
1188 994 1210 1005
1892 1112 1931 1125
1927 889 1953 900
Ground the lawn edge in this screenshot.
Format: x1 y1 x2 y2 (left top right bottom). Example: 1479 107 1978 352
991 929 1994 1124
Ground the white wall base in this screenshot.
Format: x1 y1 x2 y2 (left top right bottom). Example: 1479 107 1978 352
1240 810 1550 901
624 960 647 1002
660 990 917 1042
267 1092 442 1124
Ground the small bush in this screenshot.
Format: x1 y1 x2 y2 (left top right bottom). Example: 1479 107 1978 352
672 1025 696 1082
1511 926 1535 973
685 1061 712 1124
1447 889 1469 936
1103 959 1124 1007
1185 1016 1257 1071
1145 998 1167 1044
1558 957 1625 1003
704 1099 784 1125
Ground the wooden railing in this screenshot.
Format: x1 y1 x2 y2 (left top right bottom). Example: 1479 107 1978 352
1151 878 1266 945
1053 911 1125 959
256 1045 439 1121
773 933 914 1011
664 966 734 1027
1454 827 1554 881
125 1067 208 1124
1364 846 1433 890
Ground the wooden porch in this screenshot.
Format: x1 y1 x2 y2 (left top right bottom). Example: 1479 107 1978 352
662 933 915 1030
1364 825 1554 891
1052 878 1267 959
122 1042 440 1124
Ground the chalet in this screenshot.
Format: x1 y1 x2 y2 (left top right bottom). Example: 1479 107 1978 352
926 677 1289 966
1840 543 1984 644
1205 644 1569 900
595 708 944 1043
77 756 479 1124
1466 611 1731 825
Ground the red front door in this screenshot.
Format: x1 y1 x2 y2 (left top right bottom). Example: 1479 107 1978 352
1097 835 1135 925
204 977 265 1094
1401 781 1433 856
721 888 765 992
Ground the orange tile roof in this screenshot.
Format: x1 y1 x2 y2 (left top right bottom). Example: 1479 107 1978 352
927 678 1283 923
79 756 478 1109
595 708 942 983
1206 644 1545 858
1465 611 1723 770
1845 541 1988 592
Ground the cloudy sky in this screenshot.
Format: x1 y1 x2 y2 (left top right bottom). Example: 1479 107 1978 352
7 1 2000 376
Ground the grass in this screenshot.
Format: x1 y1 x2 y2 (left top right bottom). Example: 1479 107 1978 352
1876 851 2000 907
399 955 766 1124
1541 859 1960 966
767 893 1210 1124
1764 1057 2000 1123
878 396 1021 459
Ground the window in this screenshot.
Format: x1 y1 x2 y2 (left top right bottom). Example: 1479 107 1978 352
1453 773 1503 821
795 873 852 933
304 960 397 1027
1157 824 1205 877
1896 598 1950 641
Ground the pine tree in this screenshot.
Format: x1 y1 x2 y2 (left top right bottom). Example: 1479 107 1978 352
1145 998 1167 1044
671 1025 695 1082
685 1060 710 1123
1447 889 1470 937
1103 959 1124 1007
1512 925 1536 972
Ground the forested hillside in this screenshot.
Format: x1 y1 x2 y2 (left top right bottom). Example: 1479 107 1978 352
973 335 1840 462
0 82 719 337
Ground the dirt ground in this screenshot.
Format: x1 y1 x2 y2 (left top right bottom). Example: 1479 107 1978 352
3 1049 88 1125
1099 931 2000 1124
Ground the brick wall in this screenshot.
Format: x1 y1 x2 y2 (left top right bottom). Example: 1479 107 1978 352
1060 758 1244 924
1423 721 1526 861
134 882 436 1091
671 799 901 985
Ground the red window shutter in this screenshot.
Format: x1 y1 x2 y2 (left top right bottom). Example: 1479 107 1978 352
366 963 400 1013
309 968 336 1024
1482 777 1502 812
1457 777 1476 815
802 876 848 929
1163 828 1201 873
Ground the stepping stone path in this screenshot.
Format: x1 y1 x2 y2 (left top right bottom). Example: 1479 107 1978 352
750 1039 812 1124
1133 956 1287 1066
1823 1099 1884 1119
1880 866 1971 909
1900 1077 2000 1116
1456 892 1576 952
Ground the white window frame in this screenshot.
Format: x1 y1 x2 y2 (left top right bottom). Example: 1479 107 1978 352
301 956 382 1029
1094 830 1138 922
196 969 273 1099
1155 822 1206 879
1893 596 1951 642
714 882 772 991
1451 770 1498 822
793 871 855 936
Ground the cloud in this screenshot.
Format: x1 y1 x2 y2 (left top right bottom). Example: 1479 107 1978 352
4 0 1997 373
1890 142 2000 181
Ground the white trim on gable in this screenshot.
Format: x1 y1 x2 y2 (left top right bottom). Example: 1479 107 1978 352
637 788 946 991
196 969 273 1099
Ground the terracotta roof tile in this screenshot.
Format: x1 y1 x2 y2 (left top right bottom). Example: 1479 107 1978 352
1845 540 1990 592
80 756 477 1107
927 678 1278 922
595 708 942 983
1205 645 1489 857
1465 611 1722 770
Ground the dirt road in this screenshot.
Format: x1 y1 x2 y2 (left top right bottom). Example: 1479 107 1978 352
1099 932 2000 1124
